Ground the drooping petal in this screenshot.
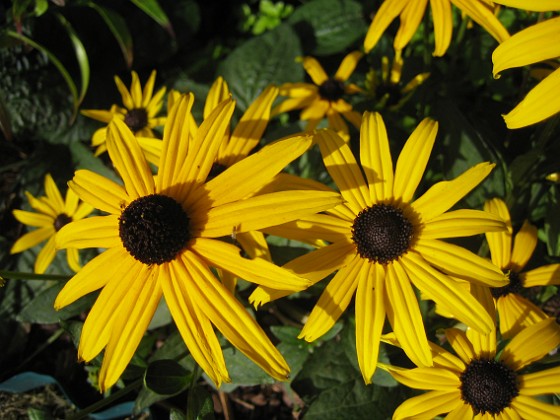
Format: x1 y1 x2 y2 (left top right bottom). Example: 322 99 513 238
500 318 560 371
497 294 550 339
412 162 495 223
107 119 156 199
392 390 462 420
360 111 393 202
380 364 460 390
334 51 363 81
70 170 128 215
450 0 510 43
363 0 409 53
12 210 52 228
393 0 428 51
510 220 538 272
521 264 560 287
315 128 369 213
510 394 560 419
393 118 438 203
10 227 53 254
519 365 560 396
430 0 453 56
302 56 328 85
191 238 311 291
484 197 513 269
66 247 81 273
299 255 363 342
355 262 385 384
444 328 476 365
55 215 121 250
34 235 56 274
402 252 494 334
421 209 506 239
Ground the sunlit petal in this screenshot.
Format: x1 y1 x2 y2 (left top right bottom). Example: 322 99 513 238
393 390 461 420
497 294 550 339
421 209 506 239
334 51 363 81
451 0 509 43
510 394 560 419
70 170 127 214
445 328 476 364
430 0 453 56
302 56 328 85
510 220 538 272
364 0 409 53
484 197 512 268
522 264 560 287
519 365 560 396
10 227 53 254
56 215 120 250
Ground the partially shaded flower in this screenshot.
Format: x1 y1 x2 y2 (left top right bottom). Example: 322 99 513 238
380 319 560 419
10 173 93 273
55 93 342 391
272 51 364 139
364 0 509 56
251 112 508 384
81 70 166 157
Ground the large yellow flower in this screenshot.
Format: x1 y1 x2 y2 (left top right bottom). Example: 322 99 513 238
492 6 560 128
10 173 93 273
471 197 560 338
54 93 342 391
251 112 508 384
381 319 560 419
272 51 364 138
81 70 166 156
364 0 509 56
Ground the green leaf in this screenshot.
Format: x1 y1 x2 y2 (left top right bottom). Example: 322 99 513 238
287 0 366 56
69 141 121 183
84 1 134 68
271 325 313 380
130 0 174 37
186 386 215 420
219 346 276 392
217 23 303 111
144 359 191 396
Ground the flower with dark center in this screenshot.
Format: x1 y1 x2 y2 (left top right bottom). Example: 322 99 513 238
318 78 346 102
491 270 524 299
460 359 519 415
124 108 149 132
54 213 73 232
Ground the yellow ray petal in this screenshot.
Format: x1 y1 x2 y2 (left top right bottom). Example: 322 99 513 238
12 210 52 228
484 197 513 268
422 209 506 239
201 190 342 238
10 227 53 254
386 262 433 368
451 0 510 43
510 394 560 419
510 220 538 272
519 365 560 396
191 238 311 291
380 364 460 390
402 252 494 334
355 262 385 384
80 109 115 122
204 77 230 119
44 173 65 212
470 283 497 328
299 255 363 342
497 294 550 339
393 390 462 420
25 191 56 217
129 71 142 108
205 134 312 207
64 185 79 216
161 263 230 387
300 99 329 120
301 56 328 85
55 215 120 250
493 0 560 11
393 0 428 51
360 112 393 202
146 87 166 118
414 238 507 287
504 67 560 129
412 162 495 223
34 235 56 274
107 119 155 199
393 118 438 203
66 247 81 273
315 128 369 213
500 318 560 371
363 0 409 53
55 247 124 309
99 264 162 391
445 402 474 420
466 326 496 359
235 230 271 260
137 137 163 167
445 328 476 364
521 264 560 287
70 170 127 214
326 112 349 137
430 0 453 56
272 93 315 115
141 70 157 108
114 74 133 113
181 251 290 381
334 51 363 81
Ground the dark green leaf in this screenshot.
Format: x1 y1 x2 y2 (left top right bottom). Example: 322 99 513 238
130 0 174 37
144 359 191 395
186 386 215 420
219 346 276 392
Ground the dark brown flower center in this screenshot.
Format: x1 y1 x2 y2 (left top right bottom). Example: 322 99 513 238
318 78 346 102
491 270 523 299
54 213 72 231
352 203 414 264
124 108 148 132
119 194 191 265
460 358 519 416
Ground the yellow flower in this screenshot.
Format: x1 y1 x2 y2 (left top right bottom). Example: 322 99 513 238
251 112 508 384
472 197 560 338
81 70 166 157
272 51 364 139
10 173 93 274
380 319 560 419
364 0 509 57
492 12 560 128
54 93 342 391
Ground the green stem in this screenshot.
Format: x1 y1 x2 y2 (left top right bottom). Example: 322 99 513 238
0 270 71 281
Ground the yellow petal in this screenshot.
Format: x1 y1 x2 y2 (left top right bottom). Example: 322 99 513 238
204 77 230 119
55 215 120 250
34 235 56 274
25 191 56 217
44 173 65 212
493 0 560 11
412 162 495 222
12 210 52 228
141 70 157 108
363 0 409 53
80 109 115 123
114 74 133 110
70 169 127 214
393 118 438 203
10 227 53 254
521 264 560 287
360 112 394 202
510 220 538 272
380 364 460 390
497 294 551 339
451 0 510 43
129 71 142 108
430 0 453 56
355 262 385 384
393 390 462 420
301 56 328 85
315 128 369 213
299 255 363 342
510 394 560 419
421 209 507 239
466 326 496 360
386 261 433 368
484 197 513 268
66 247 82 273
393 0 428 51
445 327 477 364
137 137 163 167
445 402 474 420
519 365 560 396
334 51 363 81
235 230 271 260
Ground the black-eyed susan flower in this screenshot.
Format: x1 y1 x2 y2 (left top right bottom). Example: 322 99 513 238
380 319 560 419
471 197 560 338
364 0 509 56
10 173 93 274
54 93 342 391
272 51 364 139
251 112 508 384
81 70 166 156
492 7 560 128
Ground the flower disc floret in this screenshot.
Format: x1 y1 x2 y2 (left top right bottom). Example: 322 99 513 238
491 270 523 299
119 194 191 265
351 203 413 264
124 108 149 132
54 213 72 231
460 358 519 416
318 78 346 101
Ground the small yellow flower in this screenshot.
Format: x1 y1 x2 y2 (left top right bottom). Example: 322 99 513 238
381 319 560 419
10 173 93 273
81 70 166 157
273 51 364 139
